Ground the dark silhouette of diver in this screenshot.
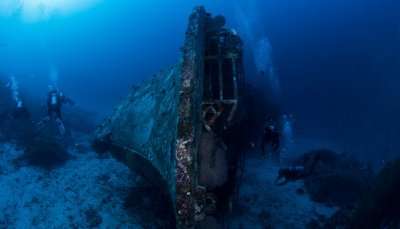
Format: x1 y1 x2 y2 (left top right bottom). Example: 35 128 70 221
41 86 74 135
275 153 329 185
7 99 36 145
275 166 306 185
47 87 74 119
261 120 281 160
12 100 31 119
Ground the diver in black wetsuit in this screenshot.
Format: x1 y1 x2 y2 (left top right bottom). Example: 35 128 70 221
275 166 306 185
275 153 327 185
47 88 74 119
261 120 281 160
45 86 74 135
12 100 31 120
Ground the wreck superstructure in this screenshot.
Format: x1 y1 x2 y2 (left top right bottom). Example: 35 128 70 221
94 7 245 228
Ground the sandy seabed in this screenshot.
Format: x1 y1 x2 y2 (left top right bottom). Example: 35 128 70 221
0 137 337 229
0 142 144 228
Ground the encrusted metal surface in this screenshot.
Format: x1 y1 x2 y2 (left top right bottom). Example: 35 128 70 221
93 6 244 228
95 66 180 200
175 7 207 228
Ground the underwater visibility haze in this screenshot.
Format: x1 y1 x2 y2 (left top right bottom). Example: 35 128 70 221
0 0 399 228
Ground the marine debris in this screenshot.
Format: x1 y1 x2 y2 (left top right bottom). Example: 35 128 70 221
94 6 245 228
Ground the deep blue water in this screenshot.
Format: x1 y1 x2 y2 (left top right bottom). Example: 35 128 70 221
1 0 399 163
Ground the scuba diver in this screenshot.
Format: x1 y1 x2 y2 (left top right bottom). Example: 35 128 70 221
12 100 31 119
275 166 306 185
43 86 75 135
261 118 281 160
4 75 28 119
47 86 74 119
8 95 35 145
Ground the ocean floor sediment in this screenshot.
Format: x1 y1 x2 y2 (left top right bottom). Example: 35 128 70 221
0 142 143 228
229 153 338 229
0 138 338 228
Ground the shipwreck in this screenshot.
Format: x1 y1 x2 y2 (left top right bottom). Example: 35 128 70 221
93 7 246 228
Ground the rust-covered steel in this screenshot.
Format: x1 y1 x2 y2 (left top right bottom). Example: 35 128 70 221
93 6 244 228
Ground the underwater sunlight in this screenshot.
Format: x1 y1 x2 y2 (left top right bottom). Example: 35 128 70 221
0 0 100 22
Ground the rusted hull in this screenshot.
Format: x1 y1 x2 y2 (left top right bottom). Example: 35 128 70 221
94 7 244 228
